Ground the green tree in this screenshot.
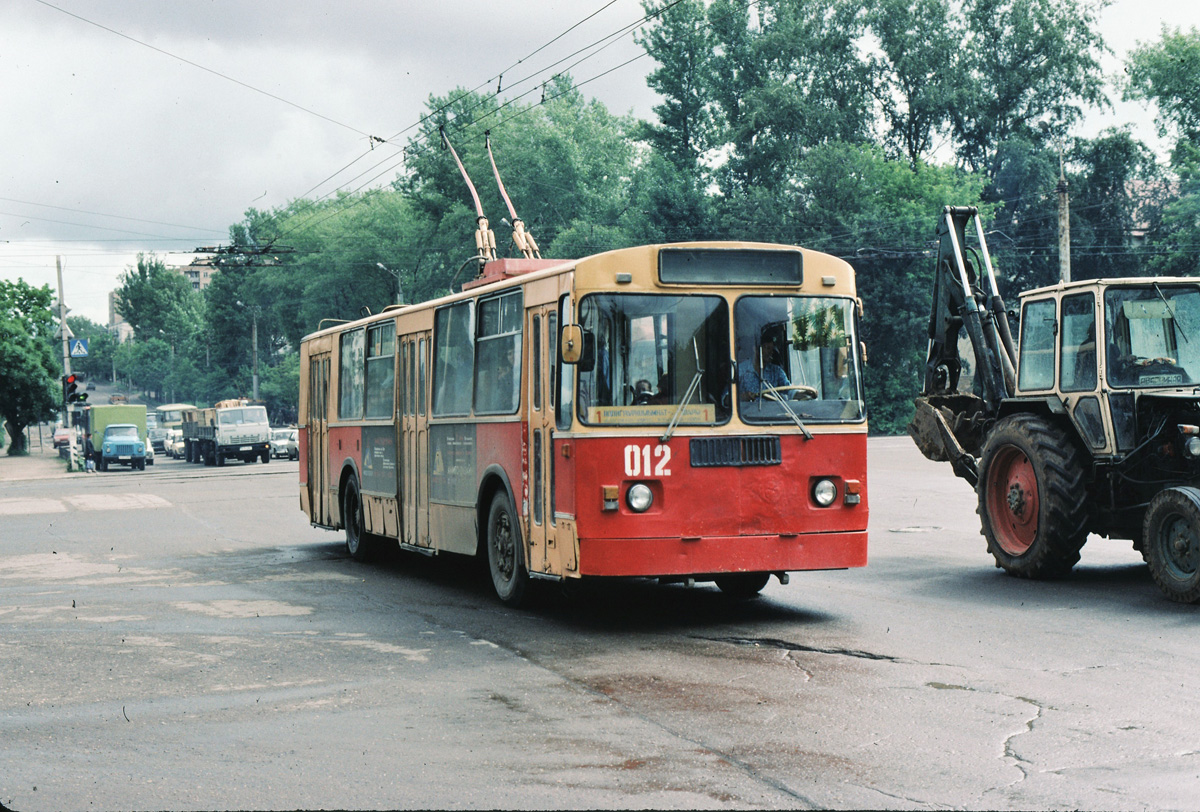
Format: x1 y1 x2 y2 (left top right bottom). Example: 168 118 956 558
114 253 202 347
787 143 990 434
951 0 1109 176
708 0 874 192
66 315 116 382
865 0 959 167
1068 128 1164 280
1124 26 1200 158
635 0 717 173
0 280 60 454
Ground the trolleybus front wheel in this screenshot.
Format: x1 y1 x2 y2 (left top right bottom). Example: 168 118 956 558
714 572 770 598
487 492 529 607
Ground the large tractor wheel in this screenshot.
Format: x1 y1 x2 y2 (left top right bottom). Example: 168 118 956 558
976 413 1089 579
1143 487 1200 603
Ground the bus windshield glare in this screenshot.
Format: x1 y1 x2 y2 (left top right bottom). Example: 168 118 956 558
576 293 731 426
735 296 864 424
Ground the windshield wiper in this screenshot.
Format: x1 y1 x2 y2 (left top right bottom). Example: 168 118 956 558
661 338 708 443
660 371 703 443
761 380 813 440
1153 283 1190 345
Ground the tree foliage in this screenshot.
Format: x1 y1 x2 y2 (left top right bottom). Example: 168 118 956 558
0 279 59 454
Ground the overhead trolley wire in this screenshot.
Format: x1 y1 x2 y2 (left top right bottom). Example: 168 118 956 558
32 0 377 141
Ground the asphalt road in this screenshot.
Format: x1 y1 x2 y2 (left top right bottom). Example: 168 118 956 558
1 440 1197 811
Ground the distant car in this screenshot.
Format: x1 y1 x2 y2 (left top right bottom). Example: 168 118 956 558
165 428 184 459
52 424 72 449
271 428 298 460
85 382 95 391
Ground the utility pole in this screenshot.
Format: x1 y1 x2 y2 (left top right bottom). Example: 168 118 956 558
1057 154 1071 284
56 256 77 471
250 311 259 401
237 300 261 400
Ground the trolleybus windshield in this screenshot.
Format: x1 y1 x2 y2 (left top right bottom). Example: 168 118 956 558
735 295 864 424
576 293 730 426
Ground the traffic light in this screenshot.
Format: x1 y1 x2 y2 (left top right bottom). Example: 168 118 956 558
63 373 87 404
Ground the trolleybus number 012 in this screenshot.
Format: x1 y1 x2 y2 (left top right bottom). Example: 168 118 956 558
624 444 672 477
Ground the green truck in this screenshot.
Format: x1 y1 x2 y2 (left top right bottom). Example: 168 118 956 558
85 404 153 471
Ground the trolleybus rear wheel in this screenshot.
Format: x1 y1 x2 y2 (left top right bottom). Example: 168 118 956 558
343 476 373 562
487 492 529 607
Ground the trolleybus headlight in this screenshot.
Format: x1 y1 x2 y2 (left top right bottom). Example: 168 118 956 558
627 483 654 513
812 478 837 507
1187 436 1200 458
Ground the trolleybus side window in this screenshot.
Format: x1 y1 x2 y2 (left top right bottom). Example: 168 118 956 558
418 337 427 416
338 327 365 420
365 323 395 419
432 301 474 417
474 290 523 415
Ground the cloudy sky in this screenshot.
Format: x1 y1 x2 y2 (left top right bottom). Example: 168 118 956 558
2 0 1196 324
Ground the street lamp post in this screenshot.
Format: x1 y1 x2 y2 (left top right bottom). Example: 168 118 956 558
377 262 404 306
236 301 261 401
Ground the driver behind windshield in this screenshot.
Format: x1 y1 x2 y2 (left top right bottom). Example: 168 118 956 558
739 331 789 399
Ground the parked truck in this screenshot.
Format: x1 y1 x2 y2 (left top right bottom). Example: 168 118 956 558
910 206 1200 603
181 399 271 466
85 404 150 472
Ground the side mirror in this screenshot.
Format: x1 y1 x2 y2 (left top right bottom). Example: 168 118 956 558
560 324 583 364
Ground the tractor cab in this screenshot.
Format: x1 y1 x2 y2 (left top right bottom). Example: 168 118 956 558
1012 280 1200 458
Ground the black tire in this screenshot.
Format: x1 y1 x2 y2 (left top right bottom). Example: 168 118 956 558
343 477 373 561
1143 487 1200 603
976 413 1088 579
714 572 771 598
486 491 529 606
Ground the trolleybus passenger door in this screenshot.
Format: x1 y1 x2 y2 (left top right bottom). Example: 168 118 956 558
527 307 556 574
308 352 331 525
401 333 431 548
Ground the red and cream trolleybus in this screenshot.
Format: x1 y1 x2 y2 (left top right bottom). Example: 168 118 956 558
299 243 868 605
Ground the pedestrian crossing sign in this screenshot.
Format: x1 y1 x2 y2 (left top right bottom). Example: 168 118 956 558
69 338 89 358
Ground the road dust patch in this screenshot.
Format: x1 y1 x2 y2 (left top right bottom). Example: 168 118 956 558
0 497 67 515
64 493 171 511
255 572 362 584
889 526 942 533
174 599 313 618
0 553 116 581
77 615 148 623
330 636 430 662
